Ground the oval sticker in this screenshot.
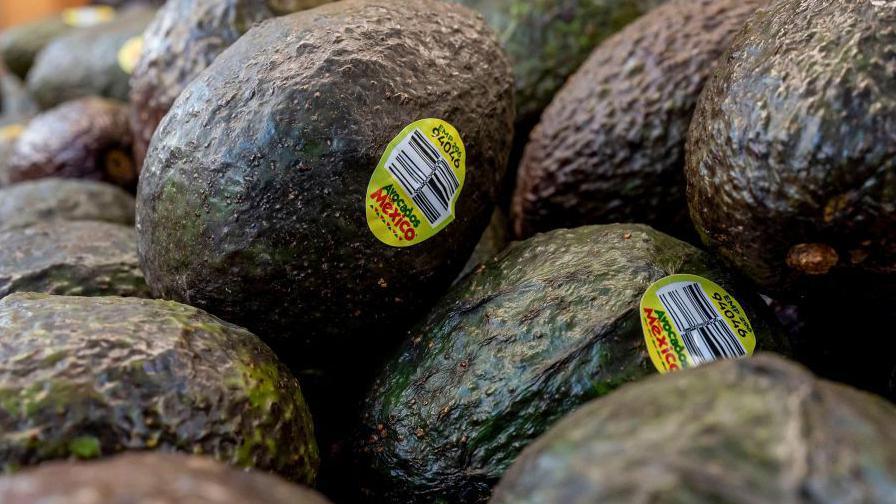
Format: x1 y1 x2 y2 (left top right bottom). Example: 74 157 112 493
117 36 144 75
640 274 757 374
62 6 116 27
365 118 466 247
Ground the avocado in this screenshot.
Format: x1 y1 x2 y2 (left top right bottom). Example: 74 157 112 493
0 292 318 481
491 355 896 503
0 453 332 504
0 119 27 184
454 0 666 156
26 7 155 109
0 179 135 230
0 14 86 81
357 224 785 503
0 221 148 299
129 0 334 167
137 0 514 371
686 0 896 299
6 97 137 190
512 0 768 239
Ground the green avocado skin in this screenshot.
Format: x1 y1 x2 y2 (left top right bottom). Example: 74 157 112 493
0 453 333 504
7 97 137 190
491 355 896 504
0 17 72 81
0 179 135 230
0 293 318 482
26 8 155 109
513 0 768 239
454 0 665 141
0 220 149 299
358 224 784 504
686 0 896 299
129 0 334 167
137 0 514 369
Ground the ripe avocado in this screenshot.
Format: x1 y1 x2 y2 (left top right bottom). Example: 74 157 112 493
137 0 514 370
686 0 896 298
0 293 318 481
6 97 137 190
129 0 334 167
0 453 332 504
491 355 896 503
357 224 785 503
0 179 135 230
0 17 76 81
0 221 148 298
512 0 768 239
26 7 155 109
454 0 666 150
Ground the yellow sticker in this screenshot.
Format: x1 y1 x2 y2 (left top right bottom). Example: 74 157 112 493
365 118 466 247
117 36 144 75
62 6 116 27
0 124 24 141
640 274 756 373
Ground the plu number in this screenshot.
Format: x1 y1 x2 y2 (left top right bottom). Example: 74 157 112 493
431 125 463 169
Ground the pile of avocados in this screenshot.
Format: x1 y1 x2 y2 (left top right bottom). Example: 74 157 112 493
0 0 892 502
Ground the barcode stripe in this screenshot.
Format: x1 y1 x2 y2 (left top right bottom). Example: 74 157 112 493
385 128 460 226
657 281 746 367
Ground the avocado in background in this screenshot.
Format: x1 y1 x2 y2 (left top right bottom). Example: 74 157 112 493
454 0 666 153
130 0 334 167
0 179 135 230
6 97 137 191
512 0 768 239
0 6 124 80
358 224 784 503
686 0 896 299
0 453 333 504
26 7 154 109
0 221 147 299
137 0 514 370
0 119 27 184
492 355 896 504
0 63 36 118
0 293 318 481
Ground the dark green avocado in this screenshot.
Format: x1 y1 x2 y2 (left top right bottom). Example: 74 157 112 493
129 0 333 166
686 0 896 299
0 16 80 81
454 0 666 148
6 97 137 190
0 292 318 481
137 0 514 370
491 355 896 504
0 453 332 504
512 0 768 239
0 179 134 230
26 7 154 109
0 220 148 298
357 224 785 503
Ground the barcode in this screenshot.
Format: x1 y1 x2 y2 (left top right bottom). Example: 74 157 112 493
387 129 459 226
657 282 745 366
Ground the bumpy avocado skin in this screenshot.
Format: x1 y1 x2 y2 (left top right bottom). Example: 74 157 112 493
137 0 514 368
455 0 665 143
491 355 896 504
0 17 72 81
129 0 333 167
0 453 332 504
0 179 134 230
0 293 318 482
26 8 154 109
358 224 784 503
6 97 137 190
0 221 148 298
513 0 767 239
686 0 896 299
